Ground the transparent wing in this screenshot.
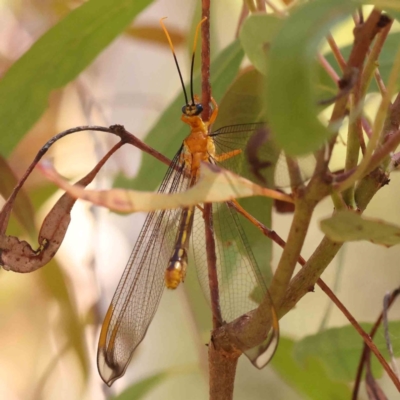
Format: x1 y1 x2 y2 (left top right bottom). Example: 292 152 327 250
97 149 190 386
211 123 315 188
191 201 279 366
193 124 284 365
192 201 265 322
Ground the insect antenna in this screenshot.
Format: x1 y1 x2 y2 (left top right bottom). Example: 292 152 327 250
160 17 189 106
160 17 207 106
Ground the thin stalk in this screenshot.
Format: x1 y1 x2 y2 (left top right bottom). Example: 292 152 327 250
336 45 400 193
343 90 362 207
204 203 223 328
360 18 392 97
326 33 346 71
200 1 239 399
352 289 400 399
268 196 316 308
201 0 211 122
244 0 256 13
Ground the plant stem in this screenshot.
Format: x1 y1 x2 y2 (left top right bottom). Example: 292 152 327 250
201 0 211 122
208 343 239 400
204 203 223 328
200 1 239 398
268 194 317 308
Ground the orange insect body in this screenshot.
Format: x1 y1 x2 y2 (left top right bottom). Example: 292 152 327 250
164 103 218 290
165 248 187 289
97 16 279 388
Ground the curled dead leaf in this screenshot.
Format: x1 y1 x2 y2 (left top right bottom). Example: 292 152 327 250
0 141 122 273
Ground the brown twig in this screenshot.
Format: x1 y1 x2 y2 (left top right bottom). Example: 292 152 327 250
326 33 346 72
360 16 393 98
208 341 240 400
201 0 211 122
318 53 340 82
256 0 266 12
352 289 400 399
204 203 223 329
235 2 249 39
200 1 239 398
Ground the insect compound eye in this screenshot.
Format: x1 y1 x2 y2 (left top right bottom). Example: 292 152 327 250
194 104 203 116
182 104 203 116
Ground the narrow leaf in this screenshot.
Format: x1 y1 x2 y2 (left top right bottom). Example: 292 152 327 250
111 372 168 400
293 323 400 382
40 161 293 214
266 0 356 155
320 211 400 247
0 0 153 156
272 337 351 399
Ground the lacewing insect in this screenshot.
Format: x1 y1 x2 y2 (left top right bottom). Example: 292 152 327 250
97 17 280 386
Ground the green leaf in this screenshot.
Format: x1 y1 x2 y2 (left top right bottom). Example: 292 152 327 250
353 1 400 20
320 210 400 247
239 14 283 75
293 322 400 381
265 0 356 155
111 372 168 400
38 259 89 381
240 13 337 100
0 0 153 157
272 336 351 399
116 40 244 191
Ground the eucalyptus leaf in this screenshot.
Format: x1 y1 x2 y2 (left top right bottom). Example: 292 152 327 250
320 210 400 247
239 14 283 75
240 13 337 100
272 336 351 399
293 322 400 381
265 0 356 155
111 372 168 400
0 0 153 156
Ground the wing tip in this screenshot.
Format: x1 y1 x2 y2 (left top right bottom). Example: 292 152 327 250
97 350 126 387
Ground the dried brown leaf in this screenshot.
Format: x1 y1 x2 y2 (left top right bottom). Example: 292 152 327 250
39 161 294 214
0 171 94 272
0 141 121 273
